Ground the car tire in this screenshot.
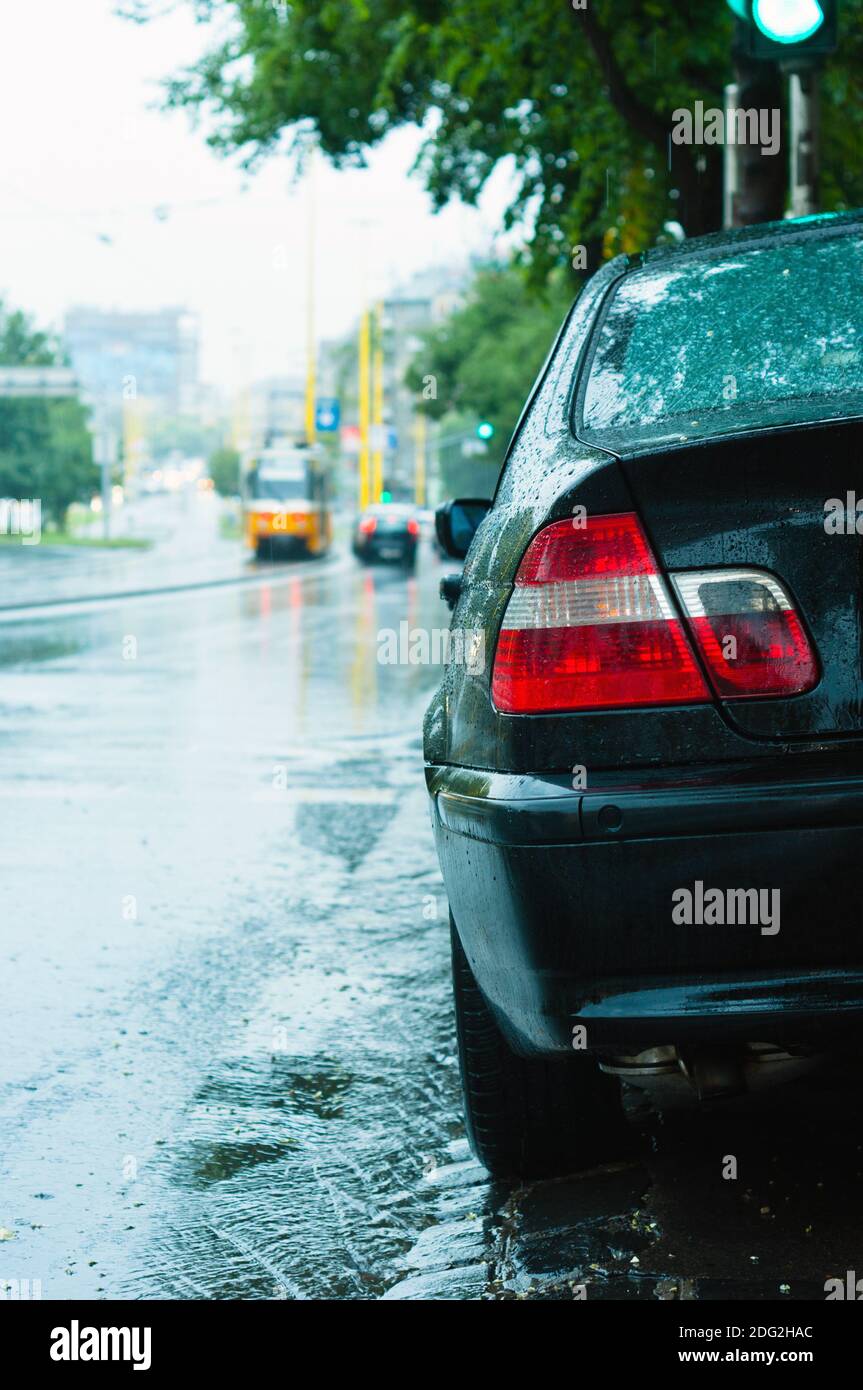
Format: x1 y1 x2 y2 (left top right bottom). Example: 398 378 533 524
451 916 632 1179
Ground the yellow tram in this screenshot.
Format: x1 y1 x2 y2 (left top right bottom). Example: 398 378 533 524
241 442 333 561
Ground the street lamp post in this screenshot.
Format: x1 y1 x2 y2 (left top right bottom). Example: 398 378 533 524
304 145 317 447
91 425 118 541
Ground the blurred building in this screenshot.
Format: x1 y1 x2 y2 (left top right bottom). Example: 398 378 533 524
245 376 306 450
63 306 200 424
311 264 471 507
380 265 468 501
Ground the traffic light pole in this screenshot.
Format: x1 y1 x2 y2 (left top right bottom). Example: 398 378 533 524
724 2 835 227
371 302 384 506
723 42 785 228
358 310 370 512
722 82 742 229
787 67 820 216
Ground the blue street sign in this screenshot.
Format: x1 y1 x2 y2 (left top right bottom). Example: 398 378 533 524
315 398 340 432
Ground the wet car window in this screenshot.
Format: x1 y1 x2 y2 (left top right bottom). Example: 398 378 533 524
580 231 863 449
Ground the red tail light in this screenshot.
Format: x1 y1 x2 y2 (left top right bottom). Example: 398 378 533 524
407 518 420 538
359 516 377 535
491 513 709 713
672 570 818 698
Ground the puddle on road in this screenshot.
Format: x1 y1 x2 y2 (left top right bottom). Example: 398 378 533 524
0 628 85 667
276 1065 352 1119
111 774 465 1301
189 1139 293 1187
296 802 399 871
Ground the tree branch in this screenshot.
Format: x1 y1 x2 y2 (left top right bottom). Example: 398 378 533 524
575 8 671 150
574 7 716 234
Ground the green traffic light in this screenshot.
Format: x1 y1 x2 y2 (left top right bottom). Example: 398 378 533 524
476 421 494 440
380 490 392 503
752 0 824 42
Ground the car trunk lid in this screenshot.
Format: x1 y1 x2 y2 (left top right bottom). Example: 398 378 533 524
618 418 863 739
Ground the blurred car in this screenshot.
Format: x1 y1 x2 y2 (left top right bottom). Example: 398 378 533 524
426 209 863 1179
352 504 420 568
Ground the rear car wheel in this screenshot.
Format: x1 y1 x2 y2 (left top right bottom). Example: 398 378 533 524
451 917 631 1178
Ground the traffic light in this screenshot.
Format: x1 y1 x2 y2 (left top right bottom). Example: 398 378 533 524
730 1 838 60
476 421 495 440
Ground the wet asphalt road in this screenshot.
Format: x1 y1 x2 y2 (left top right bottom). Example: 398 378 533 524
2 493 863 1301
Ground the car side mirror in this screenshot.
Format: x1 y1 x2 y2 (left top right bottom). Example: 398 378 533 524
435 498 492 560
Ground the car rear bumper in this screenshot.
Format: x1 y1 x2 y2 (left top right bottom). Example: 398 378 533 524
357 536 417 562
427 752 863 1053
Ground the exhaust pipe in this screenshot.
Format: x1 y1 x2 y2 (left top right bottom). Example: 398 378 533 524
599 1042 820 1107
677 1046 745 1101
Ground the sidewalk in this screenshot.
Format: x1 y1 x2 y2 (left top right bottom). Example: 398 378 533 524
0 491 251 610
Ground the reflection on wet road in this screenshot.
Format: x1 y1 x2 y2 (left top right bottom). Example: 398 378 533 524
2 503 863 1300
0 526 459 1299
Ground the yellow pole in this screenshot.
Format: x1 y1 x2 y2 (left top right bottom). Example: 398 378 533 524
415 409 426 507
371 300 384 503
358 309 370 511
304 149 316 445
231 387 250 453
123 398 145 495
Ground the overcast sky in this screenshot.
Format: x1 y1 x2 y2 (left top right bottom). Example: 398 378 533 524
0 1 517 391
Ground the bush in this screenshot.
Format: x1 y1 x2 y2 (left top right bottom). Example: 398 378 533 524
209 446 241 497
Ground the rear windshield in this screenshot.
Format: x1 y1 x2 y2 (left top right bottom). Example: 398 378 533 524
579 229 863 450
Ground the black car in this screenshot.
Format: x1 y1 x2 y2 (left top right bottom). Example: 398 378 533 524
426 210 863 1179
352 504 420 568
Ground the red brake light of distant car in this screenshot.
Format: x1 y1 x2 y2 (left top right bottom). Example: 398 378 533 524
491 513 710 713
359 516 377 535
671 570 818 699
407 518 420 538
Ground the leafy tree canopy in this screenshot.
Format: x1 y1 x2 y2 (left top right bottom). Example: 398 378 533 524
0 303 96 526
129 0 863 271
405 262 570 447
149 412 224 463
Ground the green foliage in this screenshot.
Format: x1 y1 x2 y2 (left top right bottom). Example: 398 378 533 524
144 0 863 269
405 263 571 492
149 413 223 462
0 302 96 526
431 411 502 499
208 444 241 496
